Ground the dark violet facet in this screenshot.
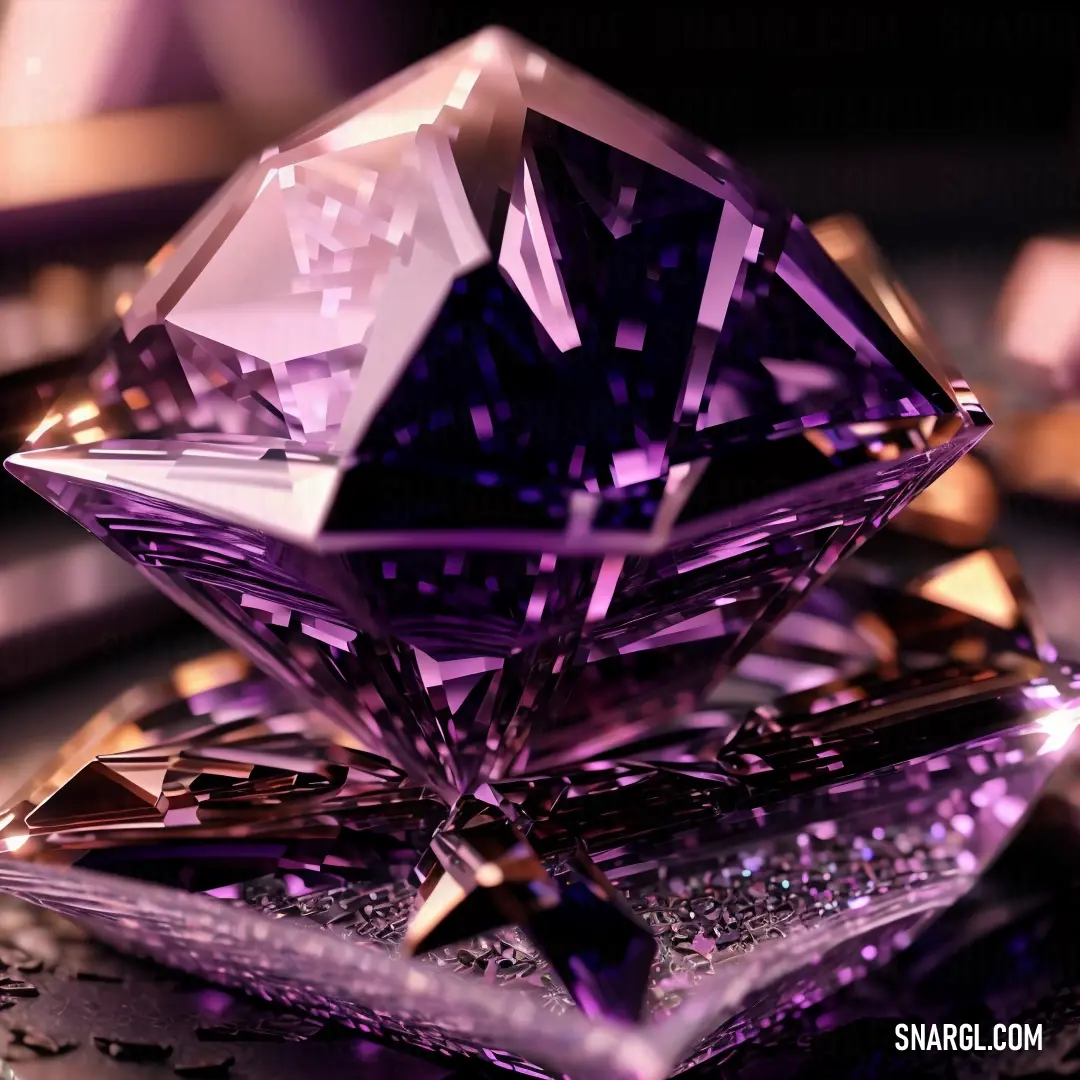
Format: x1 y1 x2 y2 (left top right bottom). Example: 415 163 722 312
403 800 656 1024
404 797 558 956
526 848 656 1025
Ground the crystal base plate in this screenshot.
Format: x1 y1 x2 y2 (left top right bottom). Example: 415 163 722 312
0 833 972 1078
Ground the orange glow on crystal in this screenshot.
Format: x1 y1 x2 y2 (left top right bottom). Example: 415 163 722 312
72 425 108 444
912 550 1020 631
121 386 151 410
893 454 998 547
25 412 62 444
66 401 100 425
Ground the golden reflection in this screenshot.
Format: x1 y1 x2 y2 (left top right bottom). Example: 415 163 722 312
892 454 999 548
5 650 251 817
66 401 100 425
71 425 107 444
402 872 468 955
910 549 1023 631
121 386 150 410
25 412 62 444
810 214 956 404
811 214 998 544
989 408 1080 500
173 651 252 698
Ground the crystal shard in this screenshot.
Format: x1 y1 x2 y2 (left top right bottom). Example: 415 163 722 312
405 796 558 956
7 29 986 802
526 846 656 1024
404 796 658 1022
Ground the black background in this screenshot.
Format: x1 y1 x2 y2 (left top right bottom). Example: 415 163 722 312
394 4 1080 246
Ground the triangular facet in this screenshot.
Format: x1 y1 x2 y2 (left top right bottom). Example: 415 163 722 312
27 760 162 832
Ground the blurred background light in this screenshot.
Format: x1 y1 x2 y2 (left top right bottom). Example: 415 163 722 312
997 236 1080 380
0 0 143 128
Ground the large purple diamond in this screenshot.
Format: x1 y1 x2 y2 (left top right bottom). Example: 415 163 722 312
6 28 987 800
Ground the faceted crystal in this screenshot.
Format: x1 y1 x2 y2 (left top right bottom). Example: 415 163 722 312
523 846 657 1025
405 796 657 1023
0 23 1058 1075
6 28 986 802
405 795 560 956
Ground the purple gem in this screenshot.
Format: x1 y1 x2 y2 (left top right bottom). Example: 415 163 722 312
404 797 657 1024
6 28 986 804
526 846 657 1025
